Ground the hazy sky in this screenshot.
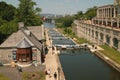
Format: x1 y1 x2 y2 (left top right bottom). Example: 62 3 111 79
0 0 113 15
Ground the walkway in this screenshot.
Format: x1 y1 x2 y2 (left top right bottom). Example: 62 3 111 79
45 29 59 80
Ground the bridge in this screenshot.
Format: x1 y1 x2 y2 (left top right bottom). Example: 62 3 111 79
42 16 55 23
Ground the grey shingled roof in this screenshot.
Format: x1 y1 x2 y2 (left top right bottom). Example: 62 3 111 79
0 26 42 48
17 38 31 48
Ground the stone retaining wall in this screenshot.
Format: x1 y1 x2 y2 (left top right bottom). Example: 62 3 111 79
94 51 120 72
55 54 66 80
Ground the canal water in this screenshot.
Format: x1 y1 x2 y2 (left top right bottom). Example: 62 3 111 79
59 49 120 80
44 22 120 80
43 22 55 28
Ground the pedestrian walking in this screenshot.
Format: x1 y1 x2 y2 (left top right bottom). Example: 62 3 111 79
17 66 22 73
19 67 22 73
45 70 48 75
47 69 51 78
54 72 57 80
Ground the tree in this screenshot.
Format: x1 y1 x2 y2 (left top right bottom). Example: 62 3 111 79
16 0 42 26
74 11 84 19
63 17 73 27
55 16 74 28
84 6 97 20
0 1 16 21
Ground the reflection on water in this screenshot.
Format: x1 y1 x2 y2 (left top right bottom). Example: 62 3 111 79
59 49 120 80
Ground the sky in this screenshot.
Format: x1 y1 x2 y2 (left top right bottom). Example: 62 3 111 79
0 0 113 15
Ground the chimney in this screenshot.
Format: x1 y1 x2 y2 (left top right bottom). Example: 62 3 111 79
18 22 24 29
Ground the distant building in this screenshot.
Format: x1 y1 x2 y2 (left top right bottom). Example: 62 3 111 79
73 0 120 51
0 23 45 66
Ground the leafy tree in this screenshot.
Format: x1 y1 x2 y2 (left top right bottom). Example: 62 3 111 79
0 1 17 43
74 7 97 20
16 0 42 26
0 17 7 26
0 20 18 35
63 17 73 27
74 11 84 19
84 6 97 20
0 1 16 21
55 16 74 28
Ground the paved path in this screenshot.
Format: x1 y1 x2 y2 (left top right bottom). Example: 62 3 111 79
45 29 59 80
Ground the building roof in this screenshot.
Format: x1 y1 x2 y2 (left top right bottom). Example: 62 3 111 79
17 38 31 48
0 26 43 48
98 4 114 9
27 26 43 40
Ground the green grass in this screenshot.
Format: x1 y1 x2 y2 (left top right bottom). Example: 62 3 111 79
22 71 45 80
100 45 120 64
0 74 9 80
75 37 90 44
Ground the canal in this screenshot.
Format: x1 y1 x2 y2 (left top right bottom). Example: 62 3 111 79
44 22 120 80
59 49 120 80
44 22 55 28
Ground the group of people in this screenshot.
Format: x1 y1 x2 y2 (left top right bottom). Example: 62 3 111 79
45 69 57 80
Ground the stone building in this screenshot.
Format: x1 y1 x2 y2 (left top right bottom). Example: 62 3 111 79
93 0 120 28
0 23 45 66
73 0 120 51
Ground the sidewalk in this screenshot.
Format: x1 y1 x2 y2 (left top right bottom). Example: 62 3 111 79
45 29 58 80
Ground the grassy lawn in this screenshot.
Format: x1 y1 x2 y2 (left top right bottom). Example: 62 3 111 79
100 45 120 64
22 71 45 80
0 74 9 80
75 37 90 44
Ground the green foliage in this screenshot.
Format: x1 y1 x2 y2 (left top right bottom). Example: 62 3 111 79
63 17 73 27
0 17 7 26
17 0 42 26
74 11 84 19
0 1 18 43
84 6 97 20
55 16 74 28
55 23 64 28
0 20 18 35
55 17 64 23
58 27 90 44
75 6 97 20
64 28 72 34
76 38 90 44
0 1 16 21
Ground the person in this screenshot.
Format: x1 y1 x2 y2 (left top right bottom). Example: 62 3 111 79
45 46 48 54
17 66 22 73
54 72 57 80
45 70 48 75
19 67 22 73
47 69 51 78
